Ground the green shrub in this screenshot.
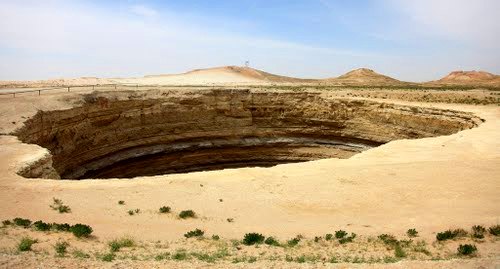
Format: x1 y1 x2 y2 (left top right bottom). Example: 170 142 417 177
50 198 71 213
264 236 280 246
489 225 500 236
457 244 477 256
472 225 486 239
100 252 115 262
212 235 220 240
394 244 406 258
335 230 347 239
72 250 90 259
378 234 399 246
287 237 301 247
242 233 265 245
179 210 196 219
184 229 204 238
155 252 170 261
70 224 93 238
172 250 188 260
159 206 171 214
108 237 135 252
118 200 125 205
13 218 31 228
52 223 71 232
325 234 333 241
33 220 51 231
54 241 69 256
339 233 356 244
436 229 467 241
407 228 418 237
18 237 37 251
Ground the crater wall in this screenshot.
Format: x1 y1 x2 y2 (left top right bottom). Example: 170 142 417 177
14 90 480 179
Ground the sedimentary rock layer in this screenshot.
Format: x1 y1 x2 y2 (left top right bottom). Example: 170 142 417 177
14 89 480 179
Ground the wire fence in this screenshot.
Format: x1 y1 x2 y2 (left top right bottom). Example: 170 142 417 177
0 82 230 98
0 83 157 98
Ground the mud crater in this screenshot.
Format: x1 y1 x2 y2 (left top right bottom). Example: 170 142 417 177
14 89 480 179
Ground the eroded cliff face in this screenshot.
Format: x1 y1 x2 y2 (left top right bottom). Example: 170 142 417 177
14 89 480 179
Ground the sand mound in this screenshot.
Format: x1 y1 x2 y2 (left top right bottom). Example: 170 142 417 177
427 70 500 86
323 68 407 86
118 66 313 85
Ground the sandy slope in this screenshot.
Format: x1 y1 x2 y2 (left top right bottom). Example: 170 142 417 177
0 88 498 267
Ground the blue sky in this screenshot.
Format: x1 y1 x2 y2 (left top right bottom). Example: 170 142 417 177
0 0 499 81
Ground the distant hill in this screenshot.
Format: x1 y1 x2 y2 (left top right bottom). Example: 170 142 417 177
137 66 314 85
425 70 500 87
321 68 408 86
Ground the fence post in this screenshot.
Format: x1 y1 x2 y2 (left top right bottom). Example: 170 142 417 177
13 92 15 98
68 87 70 92
38 90 41 96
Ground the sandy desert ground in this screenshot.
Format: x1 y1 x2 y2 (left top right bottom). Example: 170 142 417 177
0 67 499 268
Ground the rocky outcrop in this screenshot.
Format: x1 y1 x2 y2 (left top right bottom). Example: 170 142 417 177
14 89 480 179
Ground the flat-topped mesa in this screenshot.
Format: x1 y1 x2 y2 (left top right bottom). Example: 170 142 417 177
14 89 480 179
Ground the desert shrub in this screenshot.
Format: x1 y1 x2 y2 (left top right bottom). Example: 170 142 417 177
325 234 333 241
378 234 399 247
128 210 135 216
172 250 188 260
335 230 348 239
155 252 170 261
179 210 196 219
134 208 140 214
118 200 125 205
242 233 265 245
54 241 69 256
472 225 486 239
287 237 301 247
73 250 90 259
264 236 280 246
339 233 357 244
489 225 500 236
159 206 171 214
13 218 31 228
33 220 51 231
50 198 71 213
457 244 477 256
2 220 11 226
18 237 37 251
52 223 71 232
394 244 406 258
227 218 234 223
184 229 204 238
314 236 321 242
108 237 135 252
212 235 220 240
436 229 467 241
99 252 115 262
407 228 418 237
70 224 93 238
